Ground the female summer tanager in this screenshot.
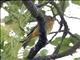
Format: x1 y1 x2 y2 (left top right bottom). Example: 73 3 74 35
21 16 55 49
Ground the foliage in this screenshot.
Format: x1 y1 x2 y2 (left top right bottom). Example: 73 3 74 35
1 26 22 60
1 0 80 60
39 49 48 57
72 0 80 6
50 34 80 53
74 58 80 60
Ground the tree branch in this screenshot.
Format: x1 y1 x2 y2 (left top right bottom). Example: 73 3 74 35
64 15 80 20
22 0 80 60
48 1 69 56
49 29 69 34
22 0 47 60
32 41 80 60
50 41 80 59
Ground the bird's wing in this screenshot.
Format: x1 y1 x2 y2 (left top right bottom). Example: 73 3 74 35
20 24 38 43
27 25 38 36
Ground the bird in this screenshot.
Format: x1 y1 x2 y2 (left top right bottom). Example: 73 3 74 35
21 15 55 49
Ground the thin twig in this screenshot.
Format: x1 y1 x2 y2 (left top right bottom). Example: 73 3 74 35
64 14 80 20
49 1 69 57
48 21 63 43
68 31 80 41
49 30 67 34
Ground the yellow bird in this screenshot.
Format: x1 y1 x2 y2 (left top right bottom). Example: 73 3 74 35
21 15 55 49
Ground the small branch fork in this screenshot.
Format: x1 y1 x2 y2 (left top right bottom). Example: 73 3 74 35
22 0 80 60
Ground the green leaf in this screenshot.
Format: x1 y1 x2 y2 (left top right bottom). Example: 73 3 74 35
1 26 11 42
1 37 21 60
28 37 37 46
39 49 48 56
7 1 23 9
4 16 13 24
50 37 61 45
50 34 80 53
72 0 80 6
1 26 22 60
74 58 80 60
58 1 69 12
23 48 29 58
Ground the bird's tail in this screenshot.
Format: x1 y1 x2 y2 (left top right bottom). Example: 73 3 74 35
20 34 32 49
